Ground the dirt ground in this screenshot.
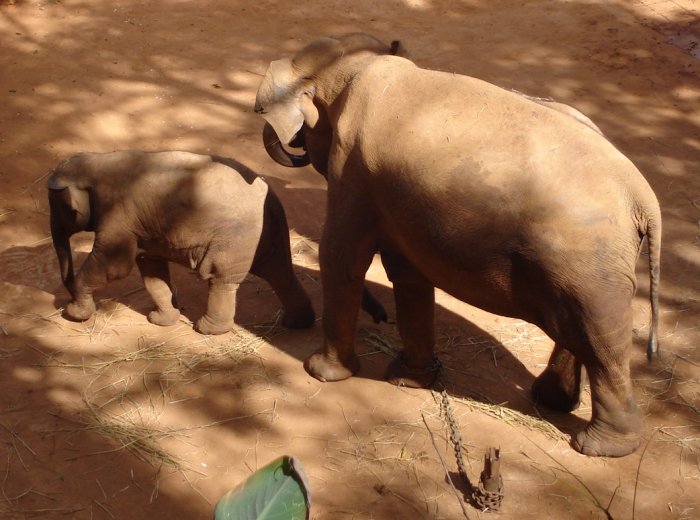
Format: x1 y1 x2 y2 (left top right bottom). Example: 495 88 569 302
0 0 698 518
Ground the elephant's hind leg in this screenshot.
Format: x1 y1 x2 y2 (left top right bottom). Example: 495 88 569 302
532 343 583 412
381 248 439 388
253 257 316 329
136 254 180 326
249 193 315 329
195 279 237 335
569 295 642 457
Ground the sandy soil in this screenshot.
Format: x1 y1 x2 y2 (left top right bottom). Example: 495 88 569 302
0 1 699 518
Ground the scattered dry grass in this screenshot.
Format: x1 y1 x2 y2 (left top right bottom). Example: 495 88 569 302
70 384 275 472
44 319 282 375
360 327 402 357
637 354 700 446
451 395 570 442
657 426 700 454
360 326 569 442
0 309 66 330
36 319 283 473
290 235 320 269
321 413 451 519
7 286 693 518
79 389 189 470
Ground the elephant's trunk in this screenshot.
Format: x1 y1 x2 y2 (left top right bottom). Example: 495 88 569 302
262 122 310 168
50 209 76 297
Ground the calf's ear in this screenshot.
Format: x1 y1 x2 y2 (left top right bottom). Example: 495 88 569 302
48 181 91 231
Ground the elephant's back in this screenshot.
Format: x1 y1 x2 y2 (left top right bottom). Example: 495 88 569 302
349 58 645 236
127 151 269 213
188 159 269 209
126 152 269 247
345 59 647 314
353 59 619 179
159 158 269 244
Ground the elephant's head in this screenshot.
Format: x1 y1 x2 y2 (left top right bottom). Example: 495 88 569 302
47 157 94 295
255 34 403 174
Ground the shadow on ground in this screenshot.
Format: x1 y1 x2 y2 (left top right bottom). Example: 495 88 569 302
0 0 698 518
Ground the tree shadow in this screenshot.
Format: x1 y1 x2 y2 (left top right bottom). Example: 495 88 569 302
0 285 217 518
1 0 699 517
1 236 587 438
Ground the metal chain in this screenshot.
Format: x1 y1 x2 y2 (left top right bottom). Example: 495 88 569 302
440 388 471 487
434 357 504 512
473 448 505 512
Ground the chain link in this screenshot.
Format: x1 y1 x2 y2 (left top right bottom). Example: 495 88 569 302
434 357 504 512
440 388 471 486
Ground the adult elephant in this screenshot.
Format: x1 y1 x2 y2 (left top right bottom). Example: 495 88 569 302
254 33 661 457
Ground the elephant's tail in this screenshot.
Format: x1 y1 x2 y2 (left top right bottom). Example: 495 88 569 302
644 208 661 361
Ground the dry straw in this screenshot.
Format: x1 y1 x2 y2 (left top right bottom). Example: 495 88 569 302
44 319 284 471
360 327 569 442
46 319 281 375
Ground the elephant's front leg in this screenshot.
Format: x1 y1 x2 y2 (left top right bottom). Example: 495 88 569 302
136 254 180 326
65 239 135 321
381 249 438 388
195 280 237 335
64 255 99 321
305 210 379 382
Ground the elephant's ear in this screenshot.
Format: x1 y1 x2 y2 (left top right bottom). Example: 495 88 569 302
255 58 318 145
48 178 91 230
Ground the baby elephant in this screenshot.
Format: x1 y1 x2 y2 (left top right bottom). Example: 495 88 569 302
47 150 320 335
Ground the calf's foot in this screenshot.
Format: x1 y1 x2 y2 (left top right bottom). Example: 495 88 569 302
148 308 181 327
65 299 96 321
194 314 232 335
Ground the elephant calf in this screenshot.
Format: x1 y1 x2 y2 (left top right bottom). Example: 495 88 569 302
47 150 319 335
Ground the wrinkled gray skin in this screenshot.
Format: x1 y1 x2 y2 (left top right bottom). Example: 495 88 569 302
255 34 662 457
520 94 603 135
47 150 320 335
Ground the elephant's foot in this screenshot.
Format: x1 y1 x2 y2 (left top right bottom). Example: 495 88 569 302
148 308 181 327
64 299 96 322
304 349 359 382
281 304 316 329
572 418 642 457
194 315 231 335
532 367 582 412
385 356 440 388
